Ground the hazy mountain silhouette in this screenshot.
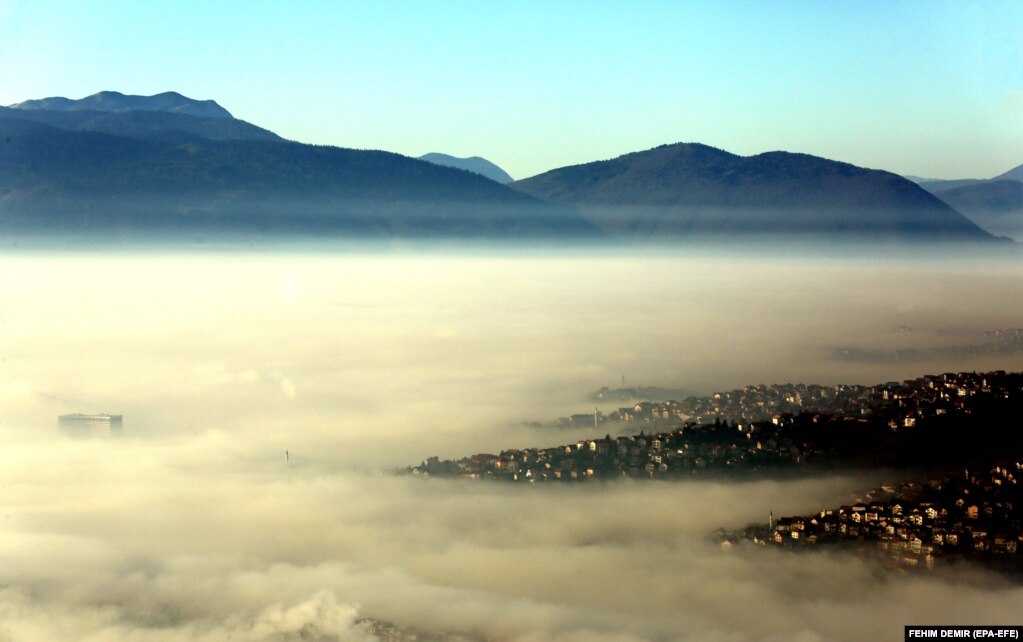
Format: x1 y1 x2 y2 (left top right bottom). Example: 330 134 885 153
8 91 232 119
931 180 1023 241
418 153 514 184
512 143 996 241
909 161 1023 196
917 178 986 193
1 91 1007 244
908 161 1023 239
0 115 598 241
0 105 280 143
996 162 1023 183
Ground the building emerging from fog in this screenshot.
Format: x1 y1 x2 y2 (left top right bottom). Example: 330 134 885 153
58 413 123 438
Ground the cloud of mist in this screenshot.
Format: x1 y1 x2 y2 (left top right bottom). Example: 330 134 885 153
1 248 1022 640
2 434 1021 641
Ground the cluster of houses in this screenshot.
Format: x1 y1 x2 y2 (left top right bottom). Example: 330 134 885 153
731 463 1023 571
553 382 873 429
872 371 1015 429
571 370 1018 431
409 370 1023 483
599 382 873 427
411 418 820 482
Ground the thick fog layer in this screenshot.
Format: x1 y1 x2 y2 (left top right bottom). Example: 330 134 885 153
1 248 1022 640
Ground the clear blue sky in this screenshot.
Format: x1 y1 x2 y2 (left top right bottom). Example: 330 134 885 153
1 1 1021 180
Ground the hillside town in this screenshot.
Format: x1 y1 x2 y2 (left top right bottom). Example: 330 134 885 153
409 370 1023 482
584 380 872 427
408 370 1023 573
724 462 1023 574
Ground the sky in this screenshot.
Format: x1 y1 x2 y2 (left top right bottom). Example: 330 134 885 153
1 1 1021 181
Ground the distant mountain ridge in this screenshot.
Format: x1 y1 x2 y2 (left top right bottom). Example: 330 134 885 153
996 162 1023 183
8 91 232 119
906 161 1023 241
917 178 986 193
512 143 996 241
2 90 275 145
929 180 1023 241
0 105 281 143
418 153 514 184
909 162 1023 195
0 107 599 240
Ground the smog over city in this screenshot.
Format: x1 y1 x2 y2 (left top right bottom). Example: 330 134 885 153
0 250 1020 641
2 2 1023 641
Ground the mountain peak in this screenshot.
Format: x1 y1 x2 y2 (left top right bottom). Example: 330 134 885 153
418 153 514 183
512 142 996 241
8 91 233 119
996 162 1023 183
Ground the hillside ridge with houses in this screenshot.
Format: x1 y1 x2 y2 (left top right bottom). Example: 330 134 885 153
408 369 1023 576
721 462 1023 576
409 370 1023 482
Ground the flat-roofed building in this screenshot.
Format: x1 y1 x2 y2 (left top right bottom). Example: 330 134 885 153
58 413 123 438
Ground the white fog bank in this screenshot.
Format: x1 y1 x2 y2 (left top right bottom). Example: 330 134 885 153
1 247 1021 640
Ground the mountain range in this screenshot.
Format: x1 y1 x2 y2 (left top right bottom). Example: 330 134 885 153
0 93 595 240
0 91 1012 244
